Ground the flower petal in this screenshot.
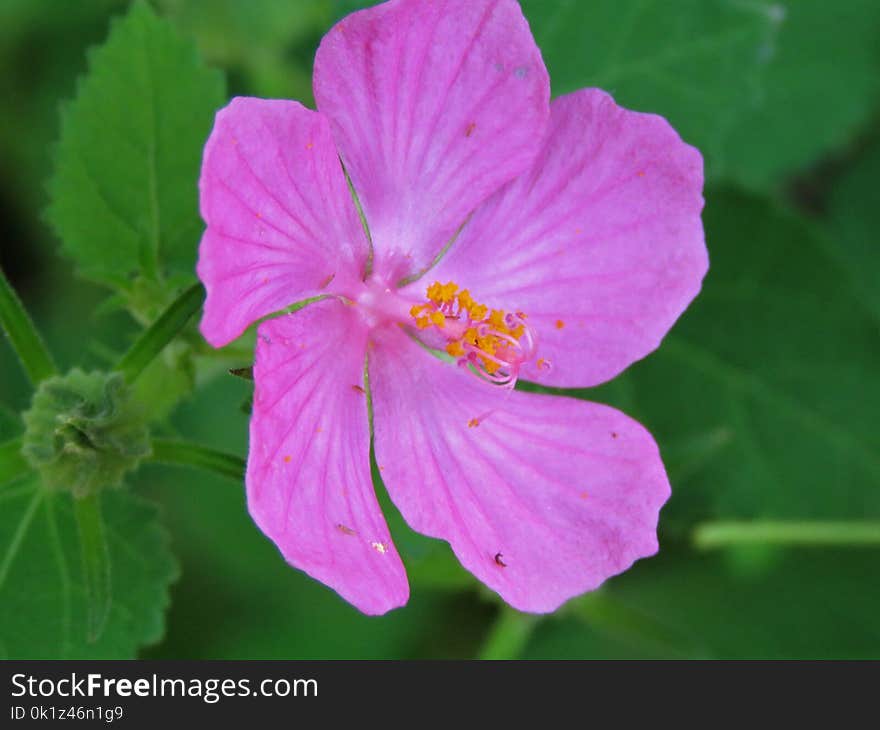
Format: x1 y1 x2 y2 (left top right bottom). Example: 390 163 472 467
369 328 669 613
248 300 408 615
197 97 369 348
313 0 550 283
417 89 707 387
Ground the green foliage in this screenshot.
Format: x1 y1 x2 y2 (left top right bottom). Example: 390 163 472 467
720 0 880 189
158 0 332 103
524 547 880 659
520 0 783 179
0 483 178 659
46 2 224 303
22 370 151 498
827 139 880 321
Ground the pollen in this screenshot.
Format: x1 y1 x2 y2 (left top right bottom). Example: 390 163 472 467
410 280 539 388
555 319 565 329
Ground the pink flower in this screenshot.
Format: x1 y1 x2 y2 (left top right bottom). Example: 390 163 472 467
196 0 707 615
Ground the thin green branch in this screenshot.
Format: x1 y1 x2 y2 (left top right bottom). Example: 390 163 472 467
74 492 112 641
116 283 203 383
0 265 58 386
149 438 245 482
478 606 538 660
693 521 880 549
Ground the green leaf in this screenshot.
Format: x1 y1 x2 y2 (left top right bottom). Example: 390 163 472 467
0 438 29 487
522 547 880 659
827 138 880 322
0 482 178 658
587 189 880 525
519 0 783 178
720 0 880 189
47 2 225 292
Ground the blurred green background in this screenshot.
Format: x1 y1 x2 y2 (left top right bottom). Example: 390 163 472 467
0 0 878 659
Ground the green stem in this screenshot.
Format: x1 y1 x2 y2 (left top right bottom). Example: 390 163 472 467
74 492 112 642
150 438 245 482
116 283 203 383
693 521 880 549
0 265 58 385
478 606 538 660
0 438 29 485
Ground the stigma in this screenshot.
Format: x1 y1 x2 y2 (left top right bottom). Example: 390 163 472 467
410 281 547 387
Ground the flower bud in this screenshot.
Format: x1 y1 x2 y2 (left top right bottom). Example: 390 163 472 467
22 369 151 497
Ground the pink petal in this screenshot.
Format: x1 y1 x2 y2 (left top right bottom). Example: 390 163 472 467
416 89 707 388
369 327 670 613
248 300 408 615
197 97 369 348
313 0 550 283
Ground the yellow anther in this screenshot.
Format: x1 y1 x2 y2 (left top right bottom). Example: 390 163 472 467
477 336 496 355
430 311 446 328
469 303 487 321
446 341 465 357
489 309 506 330
439 281 458 304
464 327 479 345
416 316 432 329
410 304 427 317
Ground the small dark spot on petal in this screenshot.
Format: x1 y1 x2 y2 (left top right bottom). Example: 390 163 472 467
465 122 476 137
494 552 507 567
514 66 528 79
336 523 357 536
611 432 619 439
352 384 366 395
318 273 336 289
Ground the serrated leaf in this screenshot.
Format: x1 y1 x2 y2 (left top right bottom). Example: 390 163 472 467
0 482 178 658
721 0 880 189
587 189 880 526
47 2 225 293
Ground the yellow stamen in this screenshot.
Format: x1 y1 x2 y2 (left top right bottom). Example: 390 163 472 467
409 281 534 382
446 341 465 357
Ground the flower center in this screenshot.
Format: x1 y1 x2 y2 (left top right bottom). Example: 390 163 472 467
409 281 544 387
